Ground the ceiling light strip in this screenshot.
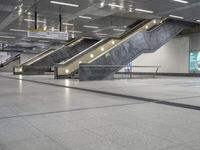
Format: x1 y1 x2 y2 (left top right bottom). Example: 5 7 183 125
50 1 79 7
24 19 46 23
0 36 16 39
113 29 126 32
10 29 27 32
78 16 92 19
169 15 184 19
135 8 154 14
108 3 123 8
84 25 99 29
172 0 189 4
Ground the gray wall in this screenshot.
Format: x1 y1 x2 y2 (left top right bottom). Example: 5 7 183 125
189 34 200 51
123 36 190 73
20 53 37 64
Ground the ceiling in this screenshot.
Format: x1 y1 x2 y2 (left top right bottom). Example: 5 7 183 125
0 0 200 51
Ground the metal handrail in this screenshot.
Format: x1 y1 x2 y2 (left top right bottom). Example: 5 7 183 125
17 38 80 67
56 19 164 75
57 20 150 66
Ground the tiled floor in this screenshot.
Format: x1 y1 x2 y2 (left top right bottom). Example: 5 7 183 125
0 73 200 150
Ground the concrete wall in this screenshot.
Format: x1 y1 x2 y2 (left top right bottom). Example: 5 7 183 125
126 36 190 73
20 53 37 64
189 34 200 50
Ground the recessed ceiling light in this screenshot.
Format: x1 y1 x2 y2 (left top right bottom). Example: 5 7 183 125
50 1 79 7
113 29 126 32
135 8 154 14
10 29 27 32
24 19 46 23
84 25 99 29
169 15 184 19
0 36 16 39
172 0 189 4
78 16 92 19
108 3 123 8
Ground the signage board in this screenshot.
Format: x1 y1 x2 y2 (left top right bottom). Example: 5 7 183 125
27 31 68 40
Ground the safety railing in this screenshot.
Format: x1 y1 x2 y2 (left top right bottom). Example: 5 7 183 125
55 18 166 78
116 65 160 79
78 64 160 80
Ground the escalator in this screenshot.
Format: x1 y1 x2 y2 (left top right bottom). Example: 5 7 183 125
55 19 192 80
13 38 99 75
0 54 20 72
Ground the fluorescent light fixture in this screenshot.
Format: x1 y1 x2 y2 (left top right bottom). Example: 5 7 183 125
169 15 184 19
38 40 50 43
78 16 92 19
113 29 126 32
69 30 82 33
96 33 108 36
50 1 79 7
108 3 123 8
196 20 200 23
84 25 99 29
135 8 154 14
82 36 93 39
62 23 74 26
172 0 188 4
24 19 46 23
0 36 16 39
10 29 27 32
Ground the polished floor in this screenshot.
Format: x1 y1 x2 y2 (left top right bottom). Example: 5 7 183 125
0 73 200 150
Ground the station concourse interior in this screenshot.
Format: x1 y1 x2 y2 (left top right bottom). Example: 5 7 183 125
1 0 200 150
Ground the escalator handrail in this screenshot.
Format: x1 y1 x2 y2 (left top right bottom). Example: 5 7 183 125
18 38 80 67
58 20 151 66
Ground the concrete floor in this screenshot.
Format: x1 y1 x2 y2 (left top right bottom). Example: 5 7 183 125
0 73 200 150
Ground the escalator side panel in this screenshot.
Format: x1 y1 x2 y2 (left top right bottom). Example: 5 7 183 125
22 39 98 75
79 20 192 80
